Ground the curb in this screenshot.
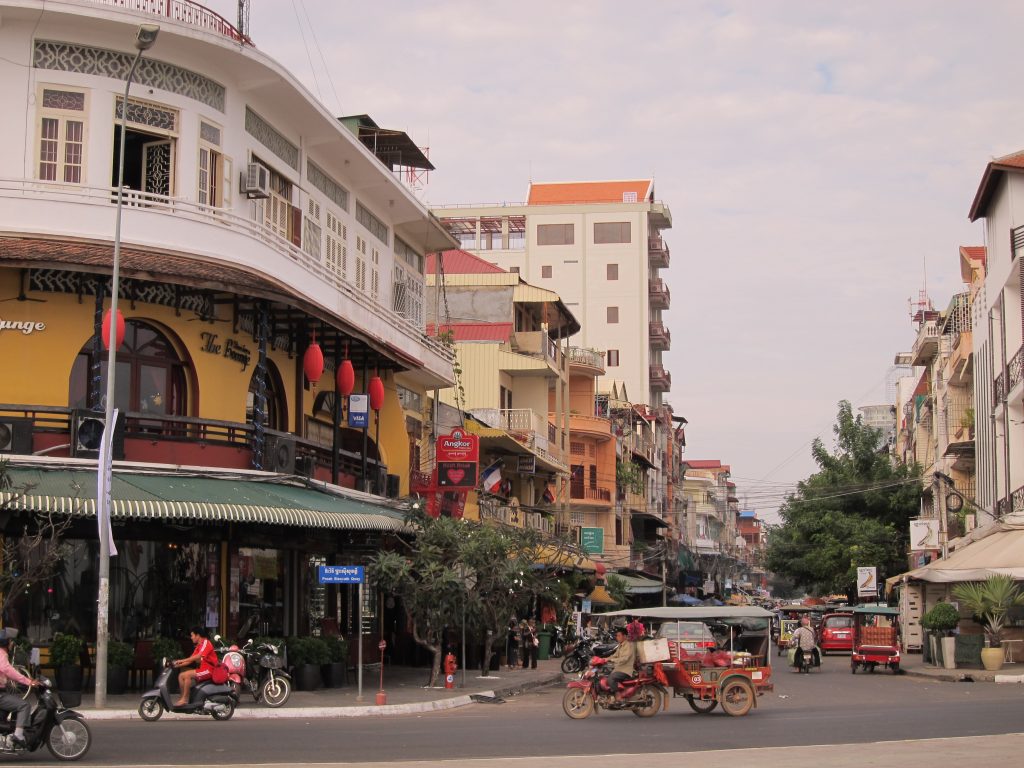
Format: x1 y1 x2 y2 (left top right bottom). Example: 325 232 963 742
77 672 566 721
903 668 999 684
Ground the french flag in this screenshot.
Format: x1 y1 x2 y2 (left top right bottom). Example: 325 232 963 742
480 461 503 493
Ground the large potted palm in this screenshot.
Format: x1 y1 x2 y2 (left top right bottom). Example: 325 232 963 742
953 574 1024 671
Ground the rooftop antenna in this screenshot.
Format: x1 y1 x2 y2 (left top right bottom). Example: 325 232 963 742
908 255 935 328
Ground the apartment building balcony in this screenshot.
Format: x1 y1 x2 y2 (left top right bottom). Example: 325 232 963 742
993 342 1024 405
628 432 656 467
995 483 1024 518
649 202 673 230
648 321 671 351
947 330 974 386
910 320 940 366
649 364 672 392
84 0 253 44
569 485 613 506
648 278 671 310
566 346 605 376
648 236 671 269
509 331 563 372
470 407 566 472
567 412 612 441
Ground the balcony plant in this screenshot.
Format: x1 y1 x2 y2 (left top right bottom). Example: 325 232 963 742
953 575 1024 671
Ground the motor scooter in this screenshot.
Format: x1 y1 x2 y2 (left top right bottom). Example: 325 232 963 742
138 659 235 721
562 657 667 719
0 677 91 761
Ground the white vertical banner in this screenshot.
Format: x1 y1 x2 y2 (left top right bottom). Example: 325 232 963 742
856 566 877 598
97 409 118 557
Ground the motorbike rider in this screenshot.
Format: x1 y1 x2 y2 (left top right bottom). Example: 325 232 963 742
605 626 637 700
173 626 218 706
0 631 38 748
790 615 818 669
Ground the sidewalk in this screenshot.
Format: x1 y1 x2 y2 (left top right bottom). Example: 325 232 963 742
76 657 566 720
900 651 1024 683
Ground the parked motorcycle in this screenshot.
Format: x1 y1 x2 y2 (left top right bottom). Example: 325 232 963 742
0 677 91 761
550 626 566 658
560 636 616 674
562 657 667 719
230 638 292 707
138 659 236 721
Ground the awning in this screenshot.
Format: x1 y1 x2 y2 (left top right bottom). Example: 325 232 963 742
533 544 597 572
630 511 667 527
612 572 665 595
0 465 410 532
891 518 1024 584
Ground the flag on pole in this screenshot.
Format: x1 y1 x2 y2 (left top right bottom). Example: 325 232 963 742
480 461 503 493
542 485 555 504
97 409 118 557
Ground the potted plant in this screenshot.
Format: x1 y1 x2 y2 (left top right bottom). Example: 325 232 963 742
50 633 84 697
106 640 135 695
953 575 1024 671
151 636 184 679
920 602 960 669
288 636 329 691
322 635 349 688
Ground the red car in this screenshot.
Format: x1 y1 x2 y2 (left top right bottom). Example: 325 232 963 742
818 612 855 654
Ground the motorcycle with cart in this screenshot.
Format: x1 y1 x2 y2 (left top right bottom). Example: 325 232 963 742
850 603 902 674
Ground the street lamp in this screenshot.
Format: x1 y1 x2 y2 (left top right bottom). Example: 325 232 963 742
95 22 160 709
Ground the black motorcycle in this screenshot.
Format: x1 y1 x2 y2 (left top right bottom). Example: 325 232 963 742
560 636 616 674
138 659 236 721
233 638 292 707
0 677 91 761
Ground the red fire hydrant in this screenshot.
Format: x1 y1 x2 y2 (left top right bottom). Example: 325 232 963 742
444 652 457 689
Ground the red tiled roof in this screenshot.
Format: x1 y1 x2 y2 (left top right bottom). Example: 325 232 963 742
426 249 505 275
683 460 722 469
527 180 653 206
427 322 512 343
969 151 1024 221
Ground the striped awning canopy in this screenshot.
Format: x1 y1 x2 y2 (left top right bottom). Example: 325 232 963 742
0 465 410 532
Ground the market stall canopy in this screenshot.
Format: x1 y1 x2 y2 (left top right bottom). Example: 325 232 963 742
889 518 1024 585
612 572 665 595
0 463 409 532
532 544 597 572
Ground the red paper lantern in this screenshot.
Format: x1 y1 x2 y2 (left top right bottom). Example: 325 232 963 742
368 375 385 411
303 341 324 385
101 308 125 351
336 359 355 397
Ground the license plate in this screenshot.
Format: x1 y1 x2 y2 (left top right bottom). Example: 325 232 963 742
835 632 849 638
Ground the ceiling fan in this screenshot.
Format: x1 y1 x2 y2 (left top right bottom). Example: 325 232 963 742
0 270 47 303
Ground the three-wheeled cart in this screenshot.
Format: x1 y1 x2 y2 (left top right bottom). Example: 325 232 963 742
850 604 901 674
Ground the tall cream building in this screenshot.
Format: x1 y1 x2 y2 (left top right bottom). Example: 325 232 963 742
432 180 673 408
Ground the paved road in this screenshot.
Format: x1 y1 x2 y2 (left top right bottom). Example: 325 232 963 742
27 656 1024 766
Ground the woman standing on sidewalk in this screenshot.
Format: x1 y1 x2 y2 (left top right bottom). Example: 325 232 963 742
521 619 538 669
506 619 520 670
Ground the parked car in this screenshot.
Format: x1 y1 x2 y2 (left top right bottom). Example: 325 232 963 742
818 611 855 654
654 620 717 660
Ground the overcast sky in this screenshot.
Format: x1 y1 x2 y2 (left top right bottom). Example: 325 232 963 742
205 1 1021 517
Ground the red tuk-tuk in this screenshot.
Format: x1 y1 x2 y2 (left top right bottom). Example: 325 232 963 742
850 604 901 674
602 607 775 716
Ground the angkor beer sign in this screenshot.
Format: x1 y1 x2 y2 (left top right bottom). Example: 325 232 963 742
436 428 479 488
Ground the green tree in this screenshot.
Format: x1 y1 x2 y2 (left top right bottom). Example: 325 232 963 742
765 401 920 595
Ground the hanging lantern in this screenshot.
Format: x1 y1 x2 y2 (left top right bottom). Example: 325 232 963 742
303 335 324 385
336 359 355 397
101 308 125 351
368 374 385 411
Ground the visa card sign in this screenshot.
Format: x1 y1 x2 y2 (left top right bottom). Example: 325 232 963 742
348 394 369 428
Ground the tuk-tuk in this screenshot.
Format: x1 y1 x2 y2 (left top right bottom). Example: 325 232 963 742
775 604 820 656
603 607 775 717
850 604 901 674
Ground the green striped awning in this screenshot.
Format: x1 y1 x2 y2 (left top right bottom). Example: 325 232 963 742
0 466 409 532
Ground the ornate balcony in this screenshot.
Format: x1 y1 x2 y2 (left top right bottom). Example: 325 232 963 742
87 0 252 45
649 321 671 351
566 346 605 376
910 320 940 366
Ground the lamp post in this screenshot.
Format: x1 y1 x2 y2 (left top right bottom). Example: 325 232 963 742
95 23 159 709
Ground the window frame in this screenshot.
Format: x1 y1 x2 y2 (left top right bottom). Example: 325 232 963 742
537 223 574 246
36 85 89 184
594 221 631 244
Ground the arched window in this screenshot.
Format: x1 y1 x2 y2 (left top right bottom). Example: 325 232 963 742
69 321 189 415
246 361 287 432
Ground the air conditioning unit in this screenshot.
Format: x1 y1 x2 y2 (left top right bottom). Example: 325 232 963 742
71 410 125 459
242 162 270 199
264 434 296 474
0 418 33 454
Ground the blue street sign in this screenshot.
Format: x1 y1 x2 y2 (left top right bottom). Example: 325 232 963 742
319 565 364 584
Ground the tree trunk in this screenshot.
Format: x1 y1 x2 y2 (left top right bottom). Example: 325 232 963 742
480 631 494 677
412 618 442 687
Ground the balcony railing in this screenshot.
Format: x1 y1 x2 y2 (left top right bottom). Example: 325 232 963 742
509 331 562 368
650 364 672 391
648 236 670 268
910 320 940 365
648 278 671 309
1013 224 1024 262
0 178 452 364
995 483 1024 518
994 342 1024 404
648 321 671 350
570 485 612 503
470 407 566 471
566 346 605 374
88 0 253 45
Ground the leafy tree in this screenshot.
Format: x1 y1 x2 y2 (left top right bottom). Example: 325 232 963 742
765 401 920 595
605 574 628 608
1 460 72 621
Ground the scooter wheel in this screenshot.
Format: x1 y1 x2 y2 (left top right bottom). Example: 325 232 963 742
211 699 235 721
561 655 583 674
47 717 91 761
562 688 594 719
138 697 164 722
261 676 292 708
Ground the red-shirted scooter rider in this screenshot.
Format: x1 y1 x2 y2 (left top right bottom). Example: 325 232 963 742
173 626 218 707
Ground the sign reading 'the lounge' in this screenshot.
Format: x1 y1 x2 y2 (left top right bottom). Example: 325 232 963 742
436 428 479 488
